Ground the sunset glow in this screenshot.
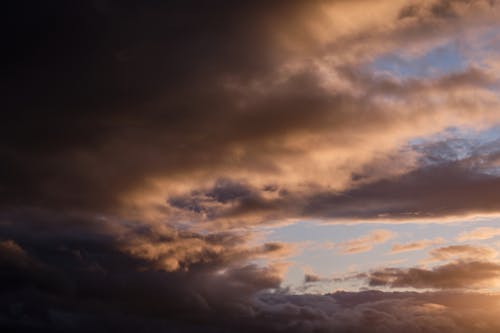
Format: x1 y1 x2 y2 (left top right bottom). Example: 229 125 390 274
3 1 500 332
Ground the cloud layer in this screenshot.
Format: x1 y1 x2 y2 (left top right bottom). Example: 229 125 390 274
2 0 500 332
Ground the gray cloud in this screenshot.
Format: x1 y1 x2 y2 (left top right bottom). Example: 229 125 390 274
367 261 500 289
2 1 500 332
167 141 500 224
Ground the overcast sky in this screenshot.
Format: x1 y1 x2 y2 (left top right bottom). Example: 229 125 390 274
3 1 500 332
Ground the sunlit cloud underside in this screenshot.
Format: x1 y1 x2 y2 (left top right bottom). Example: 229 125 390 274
3 1 500 332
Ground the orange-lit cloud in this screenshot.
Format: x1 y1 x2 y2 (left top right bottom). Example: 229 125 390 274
426 244 498 262
337 230 396 254
3 0 500 331
457 227 500 241
390 238 444 254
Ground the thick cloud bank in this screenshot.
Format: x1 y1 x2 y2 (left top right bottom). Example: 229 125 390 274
2 0 500 332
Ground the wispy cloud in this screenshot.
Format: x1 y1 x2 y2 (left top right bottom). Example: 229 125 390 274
426 244 498 263
457 227 500 241
337 230 396 254
390 238 444 254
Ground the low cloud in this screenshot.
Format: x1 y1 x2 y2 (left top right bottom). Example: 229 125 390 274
251 290 500 333
367 261 500 290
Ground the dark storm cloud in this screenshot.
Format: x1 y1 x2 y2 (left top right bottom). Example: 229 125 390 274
0 1 343 330
1 0 315 210
2 0 500 332
0 211 287 332
3 223 500 333
3 0 499 214
253 290 500 333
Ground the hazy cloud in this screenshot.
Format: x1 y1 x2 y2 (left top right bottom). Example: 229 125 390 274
390 238 445 254
337 230 396 254
426 244 498 262
457 227 500 241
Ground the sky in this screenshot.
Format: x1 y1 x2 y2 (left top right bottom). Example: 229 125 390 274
3 0 500 332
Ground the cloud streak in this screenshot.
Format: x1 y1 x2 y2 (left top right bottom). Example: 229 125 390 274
367 261 500 290
457 227 500 241
337 230 396 254
390 238 444 254
426 244 498 262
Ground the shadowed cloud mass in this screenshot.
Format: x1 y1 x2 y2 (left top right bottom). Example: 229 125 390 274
2 0 500 332
367 261 500 289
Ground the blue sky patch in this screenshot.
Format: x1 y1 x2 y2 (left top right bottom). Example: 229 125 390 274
373 42 467 79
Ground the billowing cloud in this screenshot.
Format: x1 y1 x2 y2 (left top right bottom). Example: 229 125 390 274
253 291 500 333
3 0 500 332
3 220 500 332
2 0 500 228
163 136 500 227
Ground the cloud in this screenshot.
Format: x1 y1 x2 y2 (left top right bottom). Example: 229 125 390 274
360 244 500 290
426 244 498 262
337 230 396 254
0 211 289 332
3 225 500 332
3 0 500 331
161 134 500 227
0 240 28 263
2 0 500 227
304 273 322 283
457 227 500 241
121 230 294 272
367 261 500 289
4 207 499 331
390 238 444 254
301 149 500 221
254 290 500 333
